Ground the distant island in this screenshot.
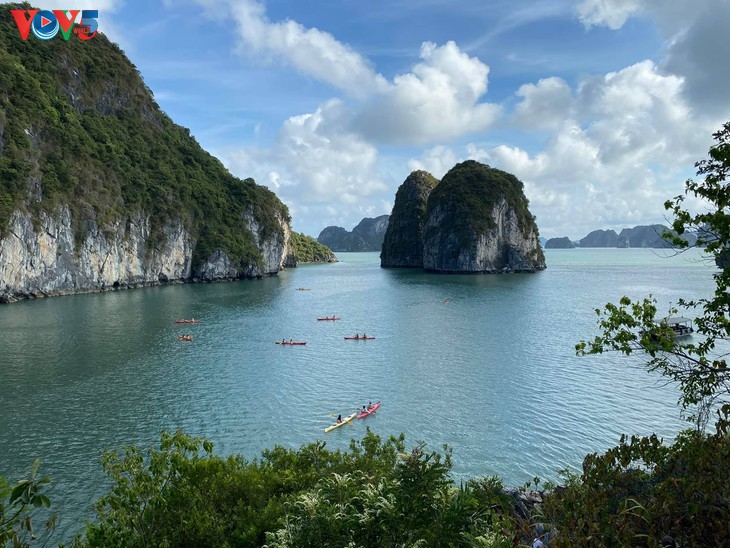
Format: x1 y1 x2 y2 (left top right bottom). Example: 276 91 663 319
381 161 545 273
545 237 575 249
289 232 337 263
317 215 390 252
543 225 699 248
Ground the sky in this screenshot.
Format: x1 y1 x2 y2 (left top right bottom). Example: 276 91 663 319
31 0 730 239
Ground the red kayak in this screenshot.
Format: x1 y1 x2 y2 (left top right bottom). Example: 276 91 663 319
177 335 193 342
317 317 341 321
176 319 201 324
344 336 375 340
358 401 381 419
276 341 307 345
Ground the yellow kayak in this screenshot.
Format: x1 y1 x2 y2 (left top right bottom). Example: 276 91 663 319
324 411 357 433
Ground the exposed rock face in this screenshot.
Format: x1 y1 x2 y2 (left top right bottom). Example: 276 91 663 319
382 162 545 273
352 215 390 248
423 197 544 272
317 215 389 252
579 229 619 247
545 237 575 249
381 171 439 267
0 207 291 302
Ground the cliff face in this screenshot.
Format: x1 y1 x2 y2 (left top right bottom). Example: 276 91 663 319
382 162 545 273
352 215 389 248
0 207 291 302
0 6 295 302
381 171 439 267
423 197 544 272
317 215 390 252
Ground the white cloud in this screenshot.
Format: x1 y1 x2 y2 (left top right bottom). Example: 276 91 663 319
577 0 643 29
501 59 719 238
356 41 500 145
215 0 501 145
407 145 457 178
514 77 574 130
221 100 388 212
576 0 730 113
226 0 388 99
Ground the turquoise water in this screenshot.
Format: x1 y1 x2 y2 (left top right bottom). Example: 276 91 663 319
0 248 716 539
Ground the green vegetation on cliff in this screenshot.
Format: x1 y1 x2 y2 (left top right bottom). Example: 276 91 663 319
426 161 540 246
289 231 336 263
380 170 439 267
0 3 288 271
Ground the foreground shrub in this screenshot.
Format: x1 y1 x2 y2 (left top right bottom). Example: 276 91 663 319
75 430 513 547
541 430 730 546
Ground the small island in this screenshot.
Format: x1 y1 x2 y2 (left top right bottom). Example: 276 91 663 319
317 215 390 252
381 161 546 273
545 236 575 249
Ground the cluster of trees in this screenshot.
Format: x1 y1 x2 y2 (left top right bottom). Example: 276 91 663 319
289 232 337 264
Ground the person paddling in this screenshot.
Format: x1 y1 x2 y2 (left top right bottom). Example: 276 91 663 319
337 414 342 423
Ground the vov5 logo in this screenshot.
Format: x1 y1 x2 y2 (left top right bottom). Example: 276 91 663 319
10 9 98 41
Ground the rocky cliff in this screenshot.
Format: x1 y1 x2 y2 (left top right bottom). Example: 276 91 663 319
0 6 295 302
0 206 292 302
382 161 545 273
579 229 619 247
381 171 439 267
317 215 389 251
545 237 575 249
617 225 671 248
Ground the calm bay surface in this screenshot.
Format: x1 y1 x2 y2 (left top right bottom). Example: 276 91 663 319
0 248 716 539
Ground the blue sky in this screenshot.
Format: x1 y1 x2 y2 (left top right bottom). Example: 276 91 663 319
36 0 730 239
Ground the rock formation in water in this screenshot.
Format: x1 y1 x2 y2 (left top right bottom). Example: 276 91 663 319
0 9 298 302
317 215 390 252
545 237 575 249
579 229 619 247
617 225 672 248
380 171 439 267
381 162 545 273
577 225 697 248
289 232 337 263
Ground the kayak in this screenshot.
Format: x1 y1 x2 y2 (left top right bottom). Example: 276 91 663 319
324 411 358 433
317 317 341 321
344 336 375 340
175 319 201 324
177 335 193 341
358 401 381 419
275 341 307 345
297 288 311 291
